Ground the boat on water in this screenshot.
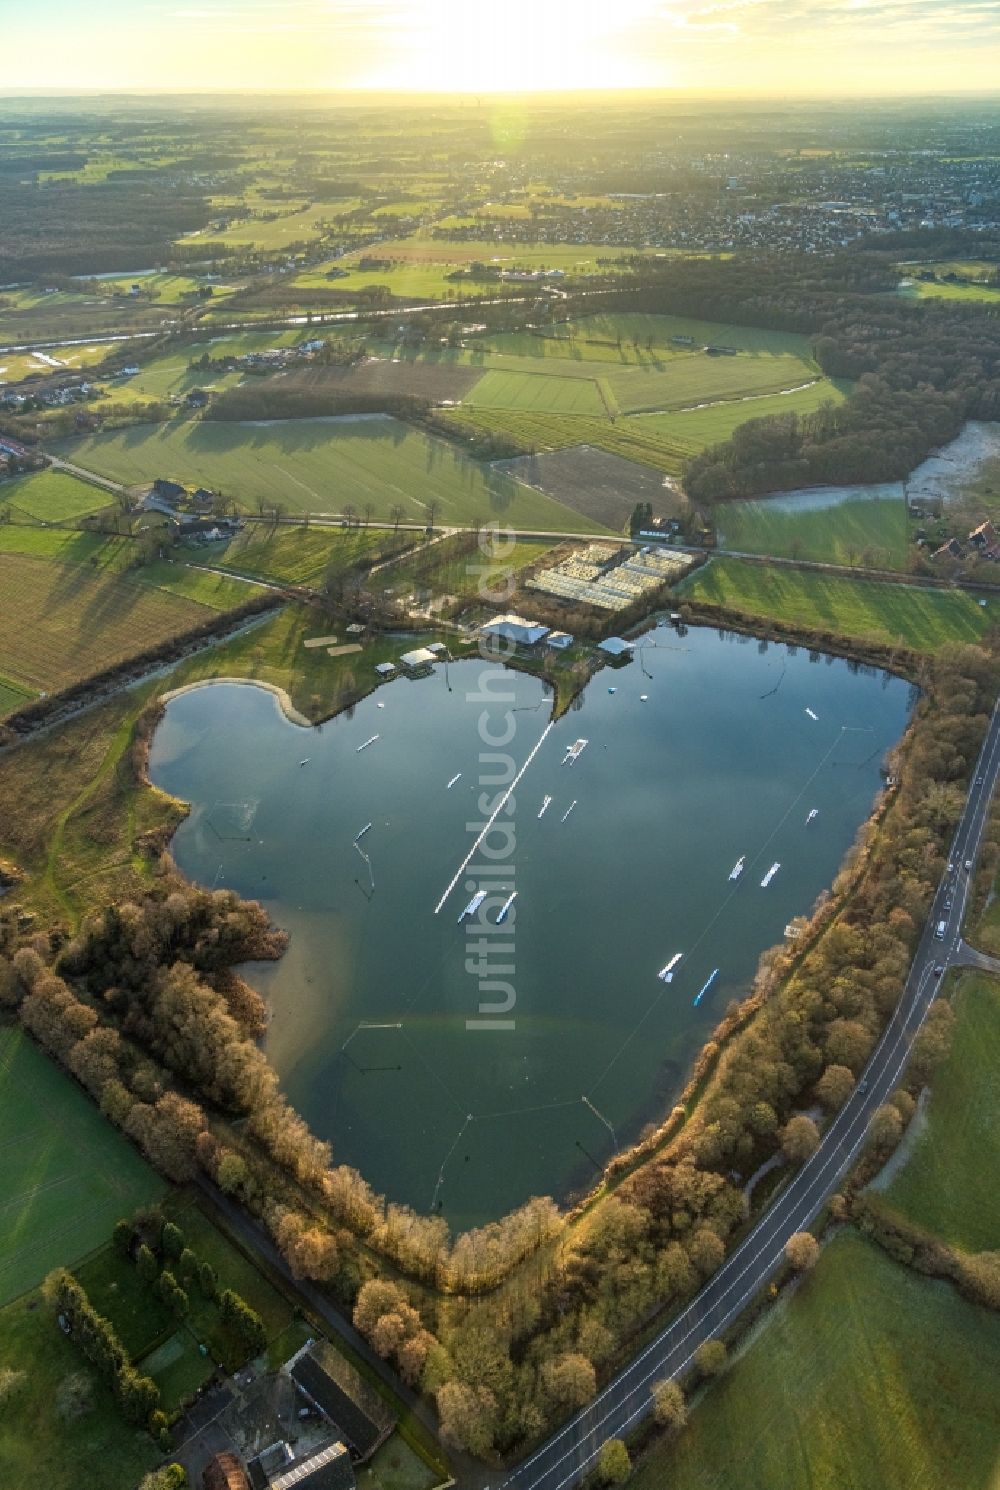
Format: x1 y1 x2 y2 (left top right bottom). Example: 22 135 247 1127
299 759 310 766
354 822 372 843
658 952 683 983
805 708 819 721
761 862 781 888
806 808 819 825
561 800 577 822
538 795 553 819
447 773 462 789
357 734 379 753
694 969 719 1006
458 889 487 923
729 856 746 882
496 891 518 924
562 738 589 764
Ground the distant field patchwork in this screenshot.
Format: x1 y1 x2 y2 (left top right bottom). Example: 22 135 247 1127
0 1027 164 1305
56 417 610 532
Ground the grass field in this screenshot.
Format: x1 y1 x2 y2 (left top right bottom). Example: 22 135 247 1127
605 354 818 414
120 329 304 401
56 417 610 532
386 535 554 605
630 1230 1000 1490
901 279 1000 303
717 491 909 569
464 368 608 415
0 1027 164 1306
0 1286 159 1490
181 202 340 250
632 377 849 449
884 974 1000 1253
214 522 392 586
0 468 112 524
475 312 817 364
439 406 697 473
679 558 994 652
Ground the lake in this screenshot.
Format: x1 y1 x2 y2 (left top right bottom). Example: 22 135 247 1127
148 629 913 1230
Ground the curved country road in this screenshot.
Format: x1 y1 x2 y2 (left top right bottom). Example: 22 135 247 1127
494 696 1000 1490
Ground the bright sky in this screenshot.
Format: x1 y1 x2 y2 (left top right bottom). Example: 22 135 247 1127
8 0 1000 95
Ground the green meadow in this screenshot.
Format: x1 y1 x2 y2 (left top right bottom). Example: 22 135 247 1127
56 417 610 532
0 1027 164 1306
679 558 993 652
884 974 1000 1253
630 1231 1000 1490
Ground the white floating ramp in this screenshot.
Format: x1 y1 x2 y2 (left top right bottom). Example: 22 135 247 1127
761 862 781 888
562 738 589 765
729 856 745 882
457 889 487 924
496 891 517 924
354 822 372 843
658 952 683 983
561 800 577 823
806 808 819 824
357 734 379 752
805 708 819 721
538 795 553 819
694 969 719 1006
447 773 462 789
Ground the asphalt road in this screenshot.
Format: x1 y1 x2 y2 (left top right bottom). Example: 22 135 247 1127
496 695 1000 1490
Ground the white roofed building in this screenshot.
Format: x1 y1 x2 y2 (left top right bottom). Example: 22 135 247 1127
479 614 550 648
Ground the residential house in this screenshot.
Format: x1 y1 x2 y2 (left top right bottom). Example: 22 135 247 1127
203 1452 252 1490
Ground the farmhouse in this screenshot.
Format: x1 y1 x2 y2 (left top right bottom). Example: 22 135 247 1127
152 477 186 504
479 613 550 648
287 1342 394 1462
969 521 999 552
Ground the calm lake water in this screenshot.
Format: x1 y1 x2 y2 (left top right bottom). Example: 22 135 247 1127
149 630 913 1229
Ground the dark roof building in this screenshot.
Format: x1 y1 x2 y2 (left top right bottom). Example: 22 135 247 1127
152 478 186 502
269 1440 355 1490
288 1344 394 1462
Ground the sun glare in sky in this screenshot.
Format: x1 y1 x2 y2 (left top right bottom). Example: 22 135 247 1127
5 0 1000 94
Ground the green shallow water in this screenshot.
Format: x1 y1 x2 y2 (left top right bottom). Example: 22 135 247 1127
149 627 913 1229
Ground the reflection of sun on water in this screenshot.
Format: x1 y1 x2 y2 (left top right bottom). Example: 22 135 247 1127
362 0 664 93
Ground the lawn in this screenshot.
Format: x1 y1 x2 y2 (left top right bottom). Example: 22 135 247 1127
632 377 849 451
606 352 817 414
56 417 609 532
463 368 607 415
884 974 1000 1254
0 1287 159 1490
630 1230 1000 1490
214 522 393 586
716 491 909 569
0 1027 164 1306
679 558 994 653
0 468 111 524
0 549 224 705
